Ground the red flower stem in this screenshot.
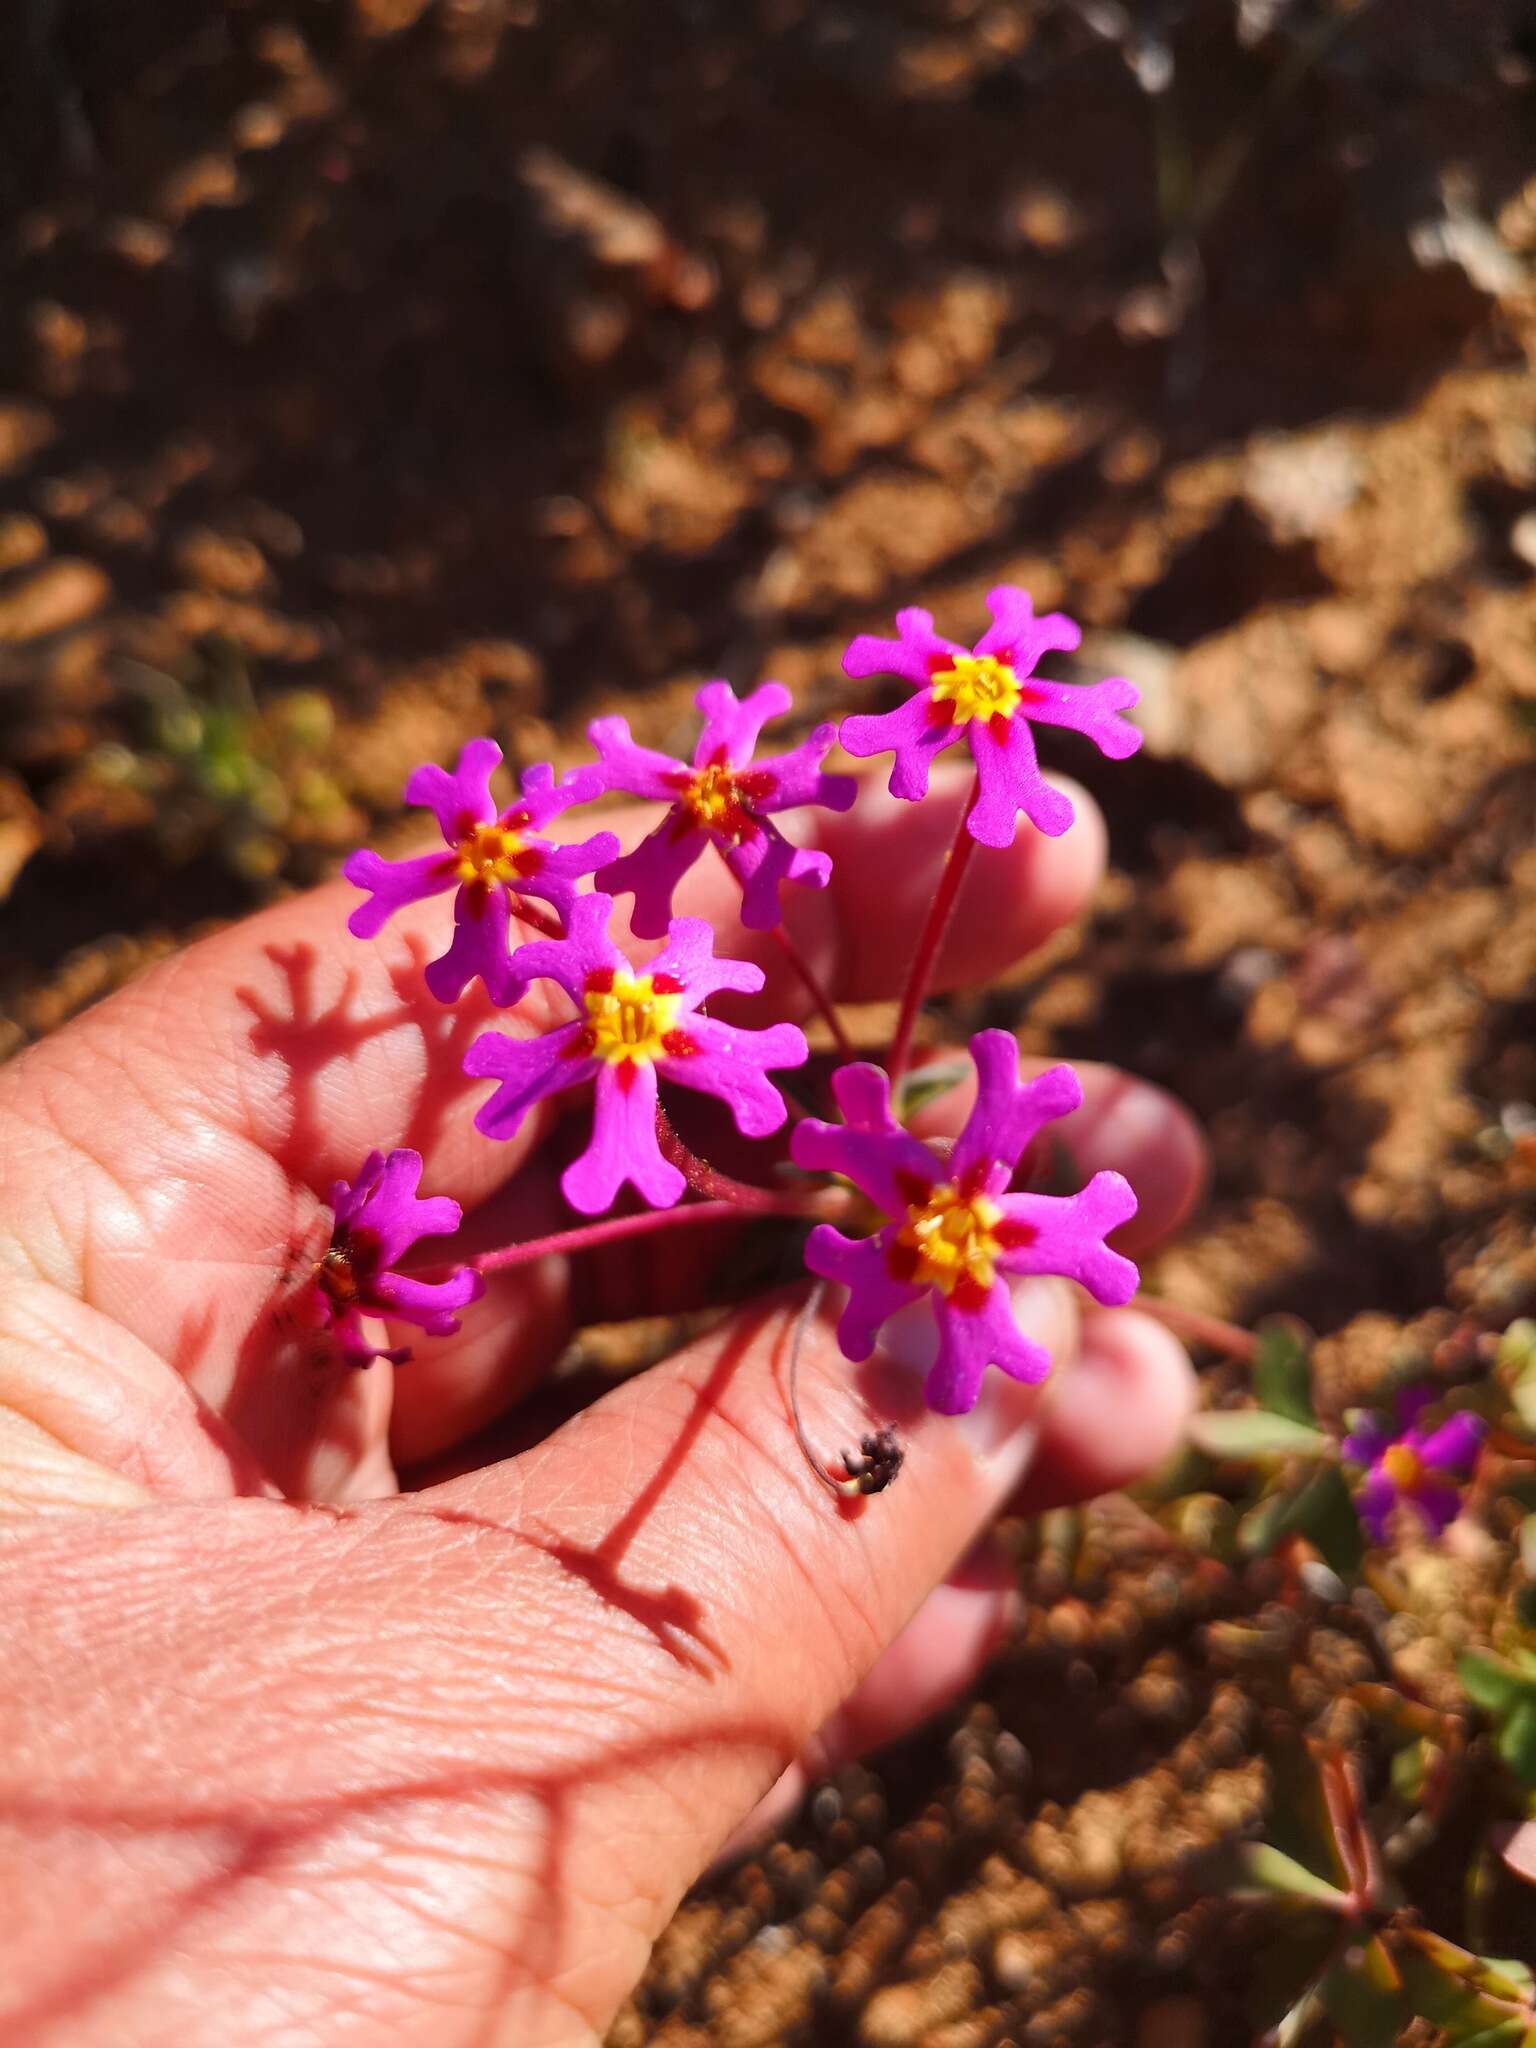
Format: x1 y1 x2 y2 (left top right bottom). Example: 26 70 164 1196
654 1105 816 1212
769 924 858 1066
514 900 563 940
1135 1292 1259 1366
887 772 981 1090
711 843 856 1065
474 1197 814 1276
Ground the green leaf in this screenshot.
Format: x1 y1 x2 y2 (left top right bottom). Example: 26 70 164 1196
1497 1698 1536 1791
1232 1841 1351 1908
1187 1409 1331 1460
1460 1652 1536 1718
894 1057 974 1121
1289 1462 1367 1579
1321 1938 1405 2048
1254 1319 1316 1425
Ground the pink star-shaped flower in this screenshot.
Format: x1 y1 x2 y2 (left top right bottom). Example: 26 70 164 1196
464 892 809 1214
588 681 856 937
840 585 1141 846
790 1032 1139 1414
307 1147 484 1370
343 740 619 1006
1343 1389 1486 1544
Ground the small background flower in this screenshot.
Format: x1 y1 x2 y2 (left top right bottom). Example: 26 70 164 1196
791 1031 1139 1414
344 739 619 1005
840 585 1141 846
589 680 856 935
464 892 808 1214
1343 1387 1486 1543
310 1147 484 1369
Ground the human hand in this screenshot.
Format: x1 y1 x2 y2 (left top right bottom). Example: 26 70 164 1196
0 766 1203 2046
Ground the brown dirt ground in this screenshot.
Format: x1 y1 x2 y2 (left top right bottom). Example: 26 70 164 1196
4 2 1536 2041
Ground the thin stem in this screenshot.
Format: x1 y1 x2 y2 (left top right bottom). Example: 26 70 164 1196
513 899 563 940
474 1196 813 1276
787 1278 904 1499
1135 1292 1259 1366
769 925 857 1065
654 1104 816 1214
712 842 856 1065
887 772 980 1090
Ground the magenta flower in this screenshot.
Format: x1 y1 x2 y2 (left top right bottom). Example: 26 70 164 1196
588 681 856 937
790 1032 1139 1414
840 585 1141 847
464 892 809 1214
1343 1389 1486 1544
343 739 619 1006
308 1147 484 1370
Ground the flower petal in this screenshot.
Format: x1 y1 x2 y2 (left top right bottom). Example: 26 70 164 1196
466 1021 595 1144
994 1172 1140 1307
564 1060 685 1214
423 884 518 1007
967 709 1073 845
588 715 690 802
503 891 620 1007
951 1036 1083 1185
404 737 502 843
692 679 792 768
723 822 833 931
803 1226 922 1362
659 1016 808 1138
746 726 858 816
596 824 706 940
1409 1482 1465 1537
974 586 1082 671
648 915 765 1003
369 1264 485 1337
927 1281 1053 1414
1355 1469 1397 1545
790 1061 939 1213
840 689 957 803
1416 1410 1487 1475
342 849 457 939
1019 675 1142 762
842 606 966 689
512 830 623 923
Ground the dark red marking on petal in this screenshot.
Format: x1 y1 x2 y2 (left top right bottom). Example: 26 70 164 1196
499 807 529 830
614 1058 640 1091
988 712 1011 741
994 1219 1039 1250
926 693 955 728
894 1168 935 1206
661 1029 696 1057
650 972 685 995
563 1027 598 1059
886 1241 921 1284
459 877 492 912
705 742 732 769
664 769 693 792
512 847 546 877
585 967 616 994
951 1274 992 1313
737 768 776 801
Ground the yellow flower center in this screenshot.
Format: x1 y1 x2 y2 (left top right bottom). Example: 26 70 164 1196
1381 1443 1425 1492
583 969 683 1065
454 820 527 887
929 653 1023 726
682 763 737 829
897 1182 1005 1298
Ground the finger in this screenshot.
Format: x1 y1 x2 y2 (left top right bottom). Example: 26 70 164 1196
711 1532 1018 1865
1009 1308 1196 1515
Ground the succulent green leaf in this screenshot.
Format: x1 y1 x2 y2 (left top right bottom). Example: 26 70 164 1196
1254 1319 1316 1425
1187 1409 1330 1460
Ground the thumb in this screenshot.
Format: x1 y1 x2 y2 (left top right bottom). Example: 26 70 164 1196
415 1274 1078 2018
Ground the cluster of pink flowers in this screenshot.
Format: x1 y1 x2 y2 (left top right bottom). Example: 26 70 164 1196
308 586 1147 1419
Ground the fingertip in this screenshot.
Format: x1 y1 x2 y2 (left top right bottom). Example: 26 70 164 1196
1010 1307 1196 1514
